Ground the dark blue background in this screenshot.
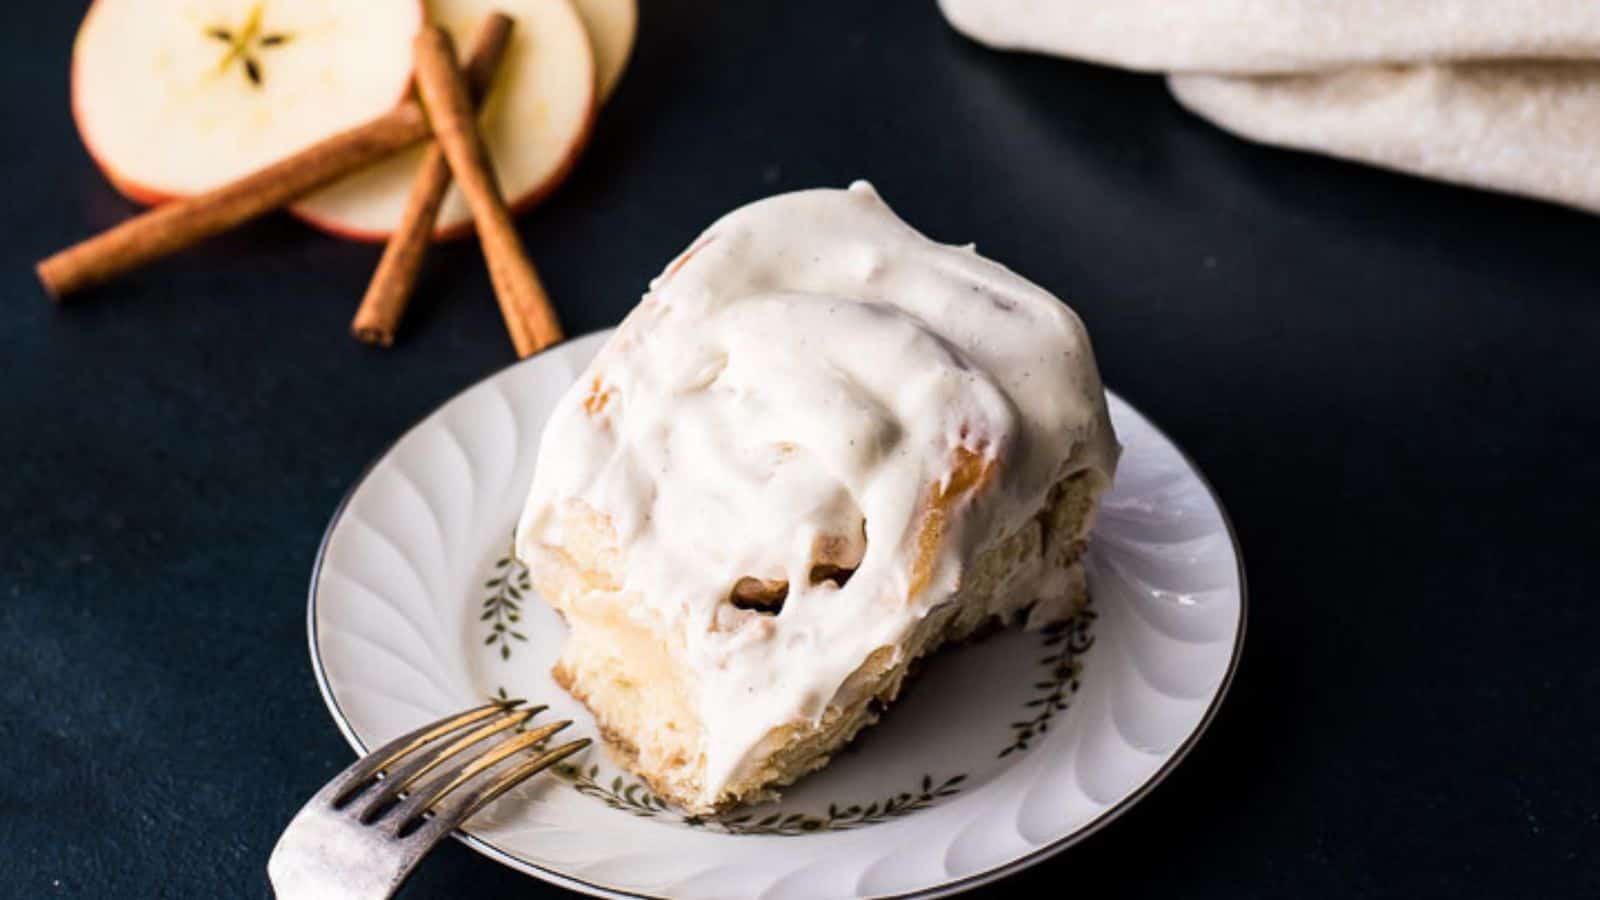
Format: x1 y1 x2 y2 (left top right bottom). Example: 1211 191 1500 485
3 1 1597 897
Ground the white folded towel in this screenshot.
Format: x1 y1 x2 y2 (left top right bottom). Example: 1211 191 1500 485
940 0 1600 214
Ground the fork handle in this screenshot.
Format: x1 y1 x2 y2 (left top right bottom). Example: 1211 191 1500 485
267 800 443 900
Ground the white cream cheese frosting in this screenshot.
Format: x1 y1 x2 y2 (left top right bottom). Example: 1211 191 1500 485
516 182 1117 801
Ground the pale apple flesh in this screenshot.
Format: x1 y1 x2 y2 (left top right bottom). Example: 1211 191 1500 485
72 0 424 206
291 0 597 242
572 0 637 102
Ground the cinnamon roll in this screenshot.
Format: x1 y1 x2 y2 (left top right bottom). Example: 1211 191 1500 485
515 182 1118 813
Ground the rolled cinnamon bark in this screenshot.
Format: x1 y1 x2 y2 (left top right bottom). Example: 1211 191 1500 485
351 13 515 348
412 24 563 357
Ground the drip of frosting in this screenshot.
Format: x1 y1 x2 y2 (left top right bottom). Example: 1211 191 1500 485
516 182 1117 800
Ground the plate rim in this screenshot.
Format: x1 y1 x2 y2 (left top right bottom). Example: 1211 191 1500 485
305 330 1249 899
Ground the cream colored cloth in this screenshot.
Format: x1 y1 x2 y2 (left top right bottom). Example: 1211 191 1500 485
940 0 1600 214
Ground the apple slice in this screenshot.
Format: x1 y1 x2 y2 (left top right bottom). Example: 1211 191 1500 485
72 0 424 206
292 0 596 242
572 0 637 101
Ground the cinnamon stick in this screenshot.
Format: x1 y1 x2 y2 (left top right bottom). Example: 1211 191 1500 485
352 14 514 347
412 25 563 357
36 17 515 300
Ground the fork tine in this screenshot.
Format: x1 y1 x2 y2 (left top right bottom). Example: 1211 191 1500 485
387 719 572 834
353 706 539 821
420 738 591 836
329 700 521 806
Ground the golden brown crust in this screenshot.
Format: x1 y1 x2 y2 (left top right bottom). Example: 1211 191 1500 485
551 661 684 804
908 447 998 603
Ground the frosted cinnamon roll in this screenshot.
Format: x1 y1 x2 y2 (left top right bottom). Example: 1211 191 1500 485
515 182 1118 813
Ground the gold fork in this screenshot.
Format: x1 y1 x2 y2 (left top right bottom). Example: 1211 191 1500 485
268 700 588 899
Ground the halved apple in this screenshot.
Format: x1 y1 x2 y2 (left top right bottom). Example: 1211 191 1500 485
72 0 424 206
292 0 597 242
573 0 637 101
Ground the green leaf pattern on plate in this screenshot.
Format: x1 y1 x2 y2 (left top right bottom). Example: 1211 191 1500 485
999 609 1096 757
482 539 530 660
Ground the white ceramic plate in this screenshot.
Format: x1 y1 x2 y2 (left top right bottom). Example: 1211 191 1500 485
308 330 1246 899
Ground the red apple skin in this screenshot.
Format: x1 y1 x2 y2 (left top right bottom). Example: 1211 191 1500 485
69 0 172 207
69 0 426 209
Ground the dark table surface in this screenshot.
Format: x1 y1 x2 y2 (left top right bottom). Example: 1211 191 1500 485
4 1 1598 897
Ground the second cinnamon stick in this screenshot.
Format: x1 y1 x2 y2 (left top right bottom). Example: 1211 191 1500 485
352 14 515 347
412 25 563 357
